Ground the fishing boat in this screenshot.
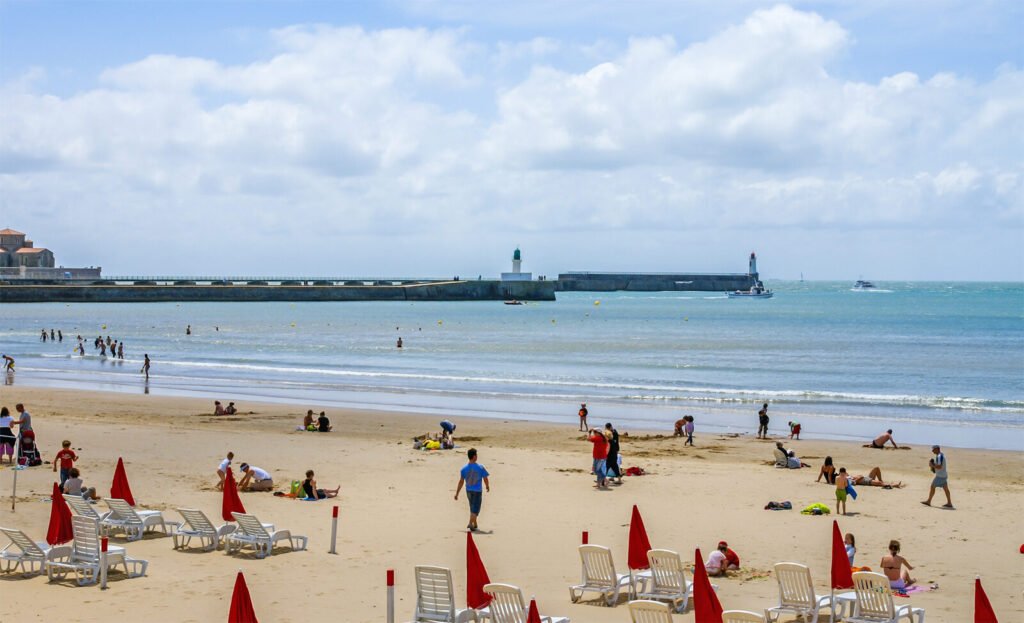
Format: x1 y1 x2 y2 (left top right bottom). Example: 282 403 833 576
503 300 523 305
728 282 773 299
852 280 877 290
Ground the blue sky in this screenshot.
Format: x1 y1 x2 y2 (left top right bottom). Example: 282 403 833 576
1 1 1021 279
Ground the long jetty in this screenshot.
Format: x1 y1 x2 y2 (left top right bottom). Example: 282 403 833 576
0 278 556 303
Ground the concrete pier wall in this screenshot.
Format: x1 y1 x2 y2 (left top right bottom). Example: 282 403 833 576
0 280 556 303
556 272 757 292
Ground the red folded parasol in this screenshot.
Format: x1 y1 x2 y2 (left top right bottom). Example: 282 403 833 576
46 482 74 545
466 531 492 610
830 520 854 589
525 598 542 623
110 457 136 506
975 577 999 623
627 504 653 570
222 467 246 522
228 571 259 623
692 548 724 623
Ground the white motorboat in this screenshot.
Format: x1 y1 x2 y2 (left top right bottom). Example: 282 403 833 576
728 282 773 299
853 280 877 290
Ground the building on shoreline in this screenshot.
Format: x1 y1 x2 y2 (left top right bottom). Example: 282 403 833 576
0 228 102 280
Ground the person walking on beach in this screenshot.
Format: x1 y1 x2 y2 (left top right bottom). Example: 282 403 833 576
604 423 622 484
578 403 589 431
683 415 695 446
757 403 769 439
588 427 609 489
454 448 490 532
922 445 953 508
53 440 78 489
0 407 15 464
58 330 63 342
140 354 151 380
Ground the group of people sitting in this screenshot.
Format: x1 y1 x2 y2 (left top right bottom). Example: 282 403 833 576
213 401 238 415
215 451 338 500
773 442 810 469
302 410 332 432
413 419 456 450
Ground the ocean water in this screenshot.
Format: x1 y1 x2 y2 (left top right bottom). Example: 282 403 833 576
2 282 1022 450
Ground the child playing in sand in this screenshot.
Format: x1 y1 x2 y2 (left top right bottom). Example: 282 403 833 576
845 533 856 566
63 467 100 500
683 416 695 446
216 451 234 490
835 467 849 515
53 440 78 488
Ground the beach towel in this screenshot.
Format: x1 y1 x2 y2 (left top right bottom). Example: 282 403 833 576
894 583 938 597
800 503 831 515
624 466 646 476
764 501 792 510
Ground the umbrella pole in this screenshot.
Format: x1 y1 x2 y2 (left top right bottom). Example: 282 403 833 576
10 436 20 511
830 588 835 622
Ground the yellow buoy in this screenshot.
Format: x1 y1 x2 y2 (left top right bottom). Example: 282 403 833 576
551 319 556 323
101 325 107 330
437 320 443 325
684 317 689 321
594 300 600 306
290 322 296 327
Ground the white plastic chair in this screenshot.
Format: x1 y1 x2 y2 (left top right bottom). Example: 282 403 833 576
765 562 835 623
628 600 674 623
636 548 714 613
46 516 146 585
102 498 173 541
410 565 478 622
481 583 569 623
64 494 111 525
724 611 769 623
225 512 307 558
568 544 633 607
173 508 236 551
844 571 925 623
0 527 67 576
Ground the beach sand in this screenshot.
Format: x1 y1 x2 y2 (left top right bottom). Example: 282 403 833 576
0 386 1021 621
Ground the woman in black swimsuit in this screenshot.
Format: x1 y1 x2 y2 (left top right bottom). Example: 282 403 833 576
301 470 339 500
816 456 837 484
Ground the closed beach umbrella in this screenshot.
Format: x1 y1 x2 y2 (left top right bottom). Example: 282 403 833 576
525 598 542 623
228 571 258 623
830 520 854 590
692 548 724 623
466 531 492 610
46 482 74 545
222 467 246 522
975 577 998 623
110 457 136 506
627 504 653 571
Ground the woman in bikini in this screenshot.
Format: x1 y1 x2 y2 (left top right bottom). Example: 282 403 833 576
851 466 903 488
880 539 915 590
816 456 836 484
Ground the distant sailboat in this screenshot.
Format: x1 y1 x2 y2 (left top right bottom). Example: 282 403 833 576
800 272 804 283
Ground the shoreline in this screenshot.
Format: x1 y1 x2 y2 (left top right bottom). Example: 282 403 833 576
8 371 1023 451
0 386 1021 620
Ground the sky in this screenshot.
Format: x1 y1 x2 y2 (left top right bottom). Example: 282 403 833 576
1 0 1021 280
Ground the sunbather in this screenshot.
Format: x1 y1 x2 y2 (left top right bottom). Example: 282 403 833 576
851 466 903 488
881 539 915 590
865 429 899 449
301 469 339 500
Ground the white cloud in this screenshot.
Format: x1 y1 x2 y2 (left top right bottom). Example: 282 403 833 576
0 5 1020 278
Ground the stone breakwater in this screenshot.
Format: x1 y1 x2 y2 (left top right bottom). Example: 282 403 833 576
0 280 557 303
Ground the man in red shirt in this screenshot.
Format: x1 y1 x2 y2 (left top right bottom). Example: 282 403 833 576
588 428 609 489
53 440 78 488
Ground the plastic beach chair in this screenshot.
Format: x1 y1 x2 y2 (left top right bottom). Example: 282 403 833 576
844 572 925 623
724 611 769 623
173 508 236 552
481 583 569 623
225 512 307 558
103 498 173 541
64 494 111 525
765 562 835 623
0 527 66 576
46 516 146 586
410 565 478 622
568 544 633 607
636 548 715 613
627 600 674 623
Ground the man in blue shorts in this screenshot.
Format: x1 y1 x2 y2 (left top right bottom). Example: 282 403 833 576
921 445 953 508
455 448 490 531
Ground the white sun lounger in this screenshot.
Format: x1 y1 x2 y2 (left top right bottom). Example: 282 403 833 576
410 565 478 623
480 583 569 623
173 508 237 551
765 562 836 623
46 516 147 586
225 512 307 558
724 611 770 623
0 527 69 576
102 498 173 541
64 494 111 525
636 548 717 613
843 572 925 623
628 600 674 623
569 544 633 607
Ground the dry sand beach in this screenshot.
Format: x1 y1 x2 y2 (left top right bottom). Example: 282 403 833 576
1 386 1021 621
